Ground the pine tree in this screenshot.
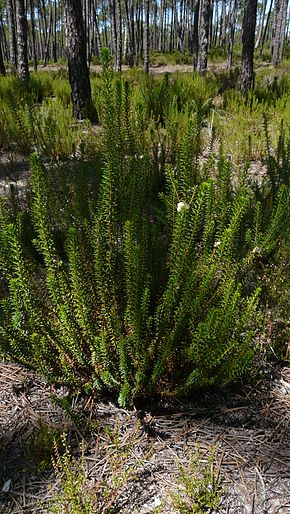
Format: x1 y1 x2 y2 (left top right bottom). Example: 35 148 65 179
15 0 29 80
65 0 96 120
241 0 258 91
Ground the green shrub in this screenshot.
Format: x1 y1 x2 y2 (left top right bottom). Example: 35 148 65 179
149 50 193 66
0 54 289 407
0 95 94 159
51 78 72 107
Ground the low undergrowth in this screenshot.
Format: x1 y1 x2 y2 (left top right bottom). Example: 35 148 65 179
42 422 224 513
0 59 290 163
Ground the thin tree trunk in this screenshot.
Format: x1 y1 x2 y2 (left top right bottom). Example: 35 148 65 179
124 0 133 65
240 0 258 91
255 0 267 48
260 0 274 55
144 0 149 72
83 0 87 62
159 0 164 51
209 0 214 48
0 40 6 75
170 2 175 52
52 0 57 62
131 0 136 64
174 0 183 52
60 2 65 58
220 0 226 47
164 3 168 51
110 0 117 65
278 0 288 61
93 2 103 57
273 0 289 65
213 0 219 47
88 0 92 63
8 0 18 72
153 0 157 51
30 0 38 70
0 10 9 61
102 0 108 48
43 6 52 66
197 0 210 73
16 0 30 80
115 0 122 71
227 0 237 69
193 0 200 69
138 4 143 58
37 0 45 61
135 4 142 62
65 0 96 120
41 0 48 58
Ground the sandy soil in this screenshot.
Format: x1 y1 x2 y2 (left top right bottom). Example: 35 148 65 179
33 61 229 76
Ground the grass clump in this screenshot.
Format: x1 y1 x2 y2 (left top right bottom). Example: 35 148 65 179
26 421 62 472
47 422 148 514
172 446 223 513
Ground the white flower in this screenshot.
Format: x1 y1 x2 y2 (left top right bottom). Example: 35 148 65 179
177 201 189 212
214 240 221 248
153 496 161 507
252 246 261 255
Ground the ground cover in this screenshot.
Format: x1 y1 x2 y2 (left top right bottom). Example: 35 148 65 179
0 360 289 513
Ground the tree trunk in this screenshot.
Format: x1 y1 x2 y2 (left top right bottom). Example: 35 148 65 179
255 0 267 48
159 0 164 51
193 0 200 70
82 0 87 63
240 0 258 92
213 0 219 47
260 0 274 55
115 0 122 72
29 0 38 70
131 1 137 64
124 0 134 65
110 0 117 66
208 0 214 48
272 0 289 65
65 0 96 121
0 9 9 61
37 0 45 61
227 0 237 69
278 0 288 62
93 2 103 57
43 5 52 66
0 40 6 75
40 0 48 59
197 0 210 73
143 0 149 72
16 0 30 80
52 0 57 62
220 0 226 47
8 0 18 72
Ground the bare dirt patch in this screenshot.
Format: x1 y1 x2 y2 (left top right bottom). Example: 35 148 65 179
0 152 30 198
37 61 229 77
